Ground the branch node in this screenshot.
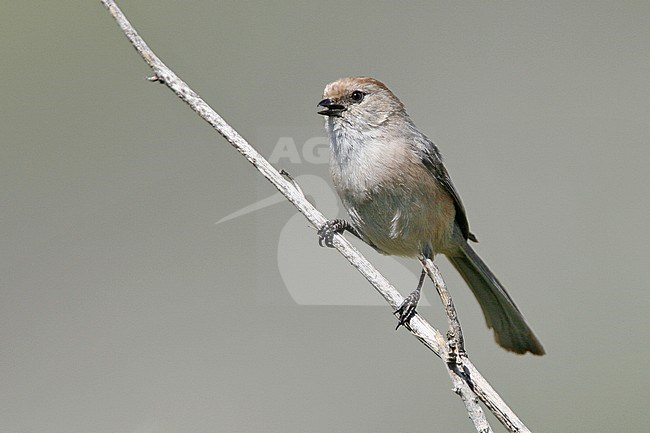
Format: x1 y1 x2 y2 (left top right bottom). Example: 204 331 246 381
279 169 305 199
146 74 164 83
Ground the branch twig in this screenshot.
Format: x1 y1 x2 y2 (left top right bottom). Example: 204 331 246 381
100 2 532 432
419 258 465 360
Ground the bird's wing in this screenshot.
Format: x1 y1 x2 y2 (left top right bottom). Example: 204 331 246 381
419 139 478 242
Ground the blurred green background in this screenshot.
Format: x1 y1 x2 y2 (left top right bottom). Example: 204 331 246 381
1 1 648 432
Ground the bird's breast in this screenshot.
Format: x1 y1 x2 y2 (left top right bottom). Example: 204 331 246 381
329 140 457 257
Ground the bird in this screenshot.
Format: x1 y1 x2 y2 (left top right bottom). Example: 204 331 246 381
316 76 544 355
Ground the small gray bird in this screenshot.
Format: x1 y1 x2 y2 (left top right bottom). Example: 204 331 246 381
317 76 544 355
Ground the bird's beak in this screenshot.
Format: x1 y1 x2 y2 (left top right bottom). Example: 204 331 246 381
317 98 346 117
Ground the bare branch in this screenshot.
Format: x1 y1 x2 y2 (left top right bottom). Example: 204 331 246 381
101 1 533 432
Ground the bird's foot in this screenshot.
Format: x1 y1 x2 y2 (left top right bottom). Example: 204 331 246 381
317 219 349 248
394 288 421 330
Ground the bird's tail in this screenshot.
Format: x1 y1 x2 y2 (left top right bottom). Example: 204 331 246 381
447 241 545 355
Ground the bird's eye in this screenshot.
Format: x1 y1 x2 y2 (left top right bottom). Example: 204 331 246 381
350 90 365 102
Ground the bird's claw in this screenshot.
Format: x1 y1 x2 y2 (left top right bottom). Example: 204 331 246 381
317 221 337 248
394 289 421 330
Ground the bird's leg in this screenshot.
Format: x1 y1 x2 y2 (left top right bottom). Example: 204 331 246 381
317 219 361 247
394 268 426 330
